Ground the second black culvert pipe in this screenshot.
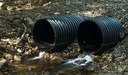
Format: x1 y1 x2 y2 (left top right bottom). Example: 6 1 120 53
33 15 85 51
77 17 123 55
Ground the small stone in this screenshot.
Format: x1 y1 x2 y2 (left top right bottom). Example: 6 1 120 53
107 54 113 62
114 45 126 57
51 56 64 64
117 66 126 72
43 2 51 7
1 38 10 42
91 55 100 62
13 19 21 24
4 53 13 61
53 12 60 15
0 58 6 69
83 11 92 17
14 55 21 63
115 53 126 61
66 11 70 14
74 59 87 65
25 17 34 25
17 48 22 53
43 53 50 59
7 6 16 11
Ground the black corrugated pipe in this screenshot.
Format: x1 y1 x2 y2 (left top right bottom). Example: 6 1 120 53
33 15 85 52
77 17 123 55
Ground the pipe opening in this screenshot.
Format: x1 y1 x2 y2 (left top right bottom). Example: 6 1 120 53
33 19 55 44
77 21 103 51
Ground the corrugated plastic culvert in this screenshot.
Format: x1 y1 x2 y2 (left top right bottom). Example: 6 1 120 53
33 15 85 52
77 17 123 55
33 16 123 55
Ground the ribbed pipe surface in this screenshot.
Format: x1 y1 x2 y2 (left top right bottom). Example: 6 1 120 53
77 17 122 55
33 15 85 51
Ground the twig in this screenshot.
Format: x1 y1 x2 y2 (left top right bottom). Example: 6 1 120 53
15 23 27 45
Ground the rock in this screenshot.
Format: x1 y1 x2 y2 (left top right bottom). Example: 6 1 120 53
0 58 7 69
74 59 87 65
34 0 46 6
117 65 126 73
107 54 113 62
4 53 13 61
13 19 21 24
14 55 21 63
53 12 60 15
41 52 65 64
17 48 22 53
91 55 99 60
43 1 51 7
0 1 4 9
6 6 15 11
114 45 126 57
123 59 128 65
115 53 126 61
43 52 50 60
25 17 34 25
50 56 64 64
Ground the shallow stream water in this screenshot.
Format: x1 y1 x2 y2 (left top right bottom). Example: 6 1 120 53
0 52 95 75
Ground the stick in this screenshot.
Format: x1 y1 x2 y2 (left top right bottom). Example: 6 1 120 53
15 23 27 45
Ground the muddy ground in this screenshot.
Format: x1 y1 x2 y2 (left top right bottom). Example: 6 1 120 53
0 0 128 75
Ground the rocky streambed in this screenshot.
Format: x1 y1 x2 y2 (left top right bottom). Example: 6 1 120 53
0 0 128 75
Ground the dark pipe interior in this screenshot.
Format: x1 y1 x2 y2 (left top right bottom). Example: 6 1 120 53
33 19 55 44
77 21 103 51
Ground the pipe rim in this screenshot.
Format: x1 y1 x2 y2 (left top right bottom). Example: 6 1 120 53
77 20 103 52
33 19 56 51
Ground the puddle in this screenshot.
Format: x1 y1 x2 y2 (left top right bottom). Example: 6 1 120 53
0 52 95 75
